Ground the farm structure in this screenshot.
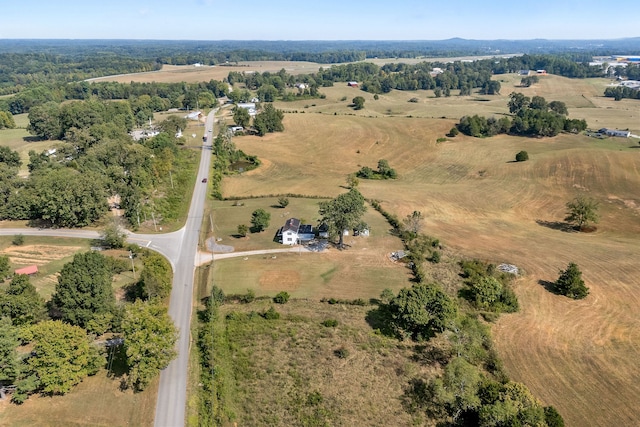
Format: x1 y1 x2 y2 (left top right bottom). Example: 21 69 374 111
237 102 257 116
14 265 38 276
347 81 359 87
600 128 631 138
276 218 315 245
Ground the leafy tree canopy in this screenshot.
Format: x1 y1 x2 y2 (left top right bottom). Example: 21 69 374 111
318 189 367 248
51 251 115 333
26 320 102 395
122 300 177 391
565 196 599 231
389 283 457 340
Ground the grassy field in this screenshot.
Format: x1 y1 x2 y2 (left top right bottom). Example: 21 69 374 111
0 373 157 427
209 73 640 426
206 299 440 427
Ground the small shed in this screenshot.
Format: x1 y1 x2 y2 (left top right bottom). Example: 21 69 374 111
15 265 38 276
347 81 359 87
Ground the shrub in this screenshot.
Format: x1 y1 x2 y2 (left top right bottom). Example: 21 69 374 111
436 137 447 143
515 150 529 162
237 224 248 237
262 306 280 320
430 250 441 264
321 319 339 327
12 234 24 246
240 289 255 303
447 127 459 137
277 197 289 208
409 97 419 103
334 347 349 359
273 291 290 304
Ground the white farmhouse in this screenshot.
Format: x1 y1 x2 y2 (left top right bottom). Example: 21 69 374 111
277 218 315 245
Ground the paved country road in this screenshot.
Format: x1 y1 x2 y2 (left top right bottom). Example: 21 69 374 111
0 109 215 427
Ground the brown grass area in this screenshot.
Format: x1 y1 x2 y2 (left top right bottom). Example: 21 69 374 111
1 244 81 266
214 82 640 426
215 300 439 426
259 270 301 291
90 61 331 84
0 372 158 427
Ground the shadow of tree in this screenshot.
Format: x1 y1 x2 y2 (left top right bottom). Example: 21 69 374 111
539 279 560 295
410 344 450 366
365 305 395 337
535 219 574 232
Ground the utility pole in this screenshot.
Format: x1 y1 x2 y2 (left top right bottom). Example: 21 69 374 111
151 212 157 232
129 250 136 279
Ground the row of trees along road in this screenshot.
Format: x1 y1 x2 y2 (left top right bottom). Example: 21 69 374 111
0 247 177 403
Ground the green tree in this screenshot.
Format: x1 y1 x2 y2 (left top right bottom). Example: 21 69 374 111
250 208 271 232
389 283 457 340
554 262 589 299
237 224 248 237
508 92 530 114
0 111 16 129
26 320 103 395
278 197 289 208
565 196 599 231
122 300 177 391
549 100 568 115
478 381 546 426
233 106 251 128
139 252 173 300
101 218 127 249
0 146 22 168
50 251 115 334
0 255 9 281
544 406 566 427
12 234 25 246
352 96 365 110
318 189 367 248
0 274 47 326
346 173 359 189
0 317 21 384
432 357 482 423
30 168 108 227
27 102 62 140
273 291 290 304
515 150 529 162
253 103 284 136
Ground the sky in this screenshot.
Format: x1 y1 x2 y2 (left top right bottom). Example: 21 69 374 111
0 0 638 41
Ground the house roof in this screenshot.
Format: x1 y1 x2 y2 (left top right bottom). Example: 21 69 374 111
282 218 301 233
15 265 38 275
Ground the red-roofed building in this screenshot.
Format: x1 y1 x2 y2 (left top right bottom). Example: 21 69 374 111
14 265 38 276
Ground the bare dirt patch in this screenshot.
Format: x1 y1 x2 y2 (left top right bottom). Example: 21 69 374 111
258 270 301 291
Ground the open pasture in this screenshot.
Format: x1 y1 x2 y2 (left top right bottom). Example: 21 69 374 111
222 85 640 425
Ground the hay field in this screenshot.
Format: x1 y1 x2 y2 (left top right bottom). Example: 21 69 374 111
90 61 332 84
219 83 640 425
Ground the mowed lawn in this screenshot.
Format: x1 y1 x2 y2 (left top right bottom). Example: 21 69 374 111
212 202 412 300
216 79 640 426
